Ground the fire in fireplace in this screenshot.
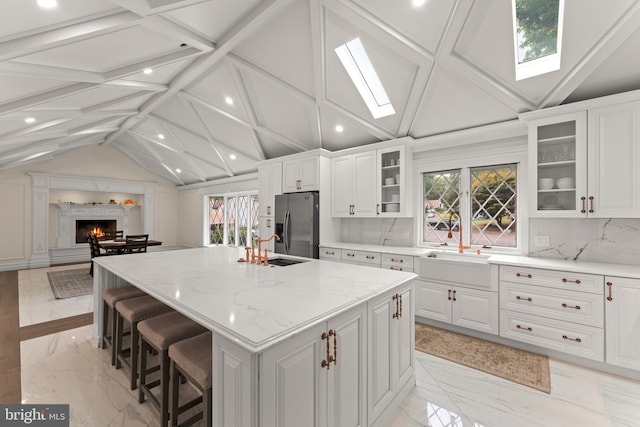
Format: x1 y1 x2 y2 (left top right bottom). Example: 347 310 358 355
76 220 117 244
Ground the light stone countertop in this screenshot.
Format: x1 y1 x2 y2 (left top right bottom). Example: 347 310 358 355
95 246 415 353
321 242 640 279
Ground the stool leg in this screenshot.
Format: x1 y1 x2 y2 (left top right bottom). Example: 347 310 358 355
170 360 179 427
161 349 170 427
205 387 212 427
130 323 139 390
101 299 109 349
115 313 124 370
138 337 148 404
110 306 118 366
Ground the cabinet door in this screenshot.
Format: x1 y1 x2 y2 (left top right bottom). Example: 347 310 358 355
352 151 377 216
259 164 282 216
414 280 451 323
451 287 499 335
283 160 300 193
260 322 325 427
588 103 640 217
327 305 367 427
393 286 414 392
528 111 587 218
605 277 640 370
299 157 320 191
377 146 406 217
367 293 394 422
331 156 353 217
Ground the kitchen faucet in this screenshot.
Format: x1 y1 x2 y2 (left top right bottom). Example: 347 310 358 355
257 234 280 265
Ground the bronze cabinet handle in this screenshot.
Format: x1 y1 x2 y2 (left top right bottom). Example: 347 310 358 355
562 303 581 310
321 331 331 369
366 255 375 260
266 218 271 228
562 335 582 343
516 324 533 332
607 281 613 302
581 196 586 213
346 253 355 257
390 258 403 263
562 278 581 284
392 293 399 318
325 251 335 255
329 329 337 366
516 295 533 302
376 204 380 215
516 272 532 278
390 266 403 271
266 206 271 215
448 289 452 301
452 290 456 302
588 196 594 213
398 294 403 318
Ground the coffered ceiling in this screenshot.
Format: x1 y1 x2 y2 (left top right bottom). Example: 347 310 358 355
1 0 640 185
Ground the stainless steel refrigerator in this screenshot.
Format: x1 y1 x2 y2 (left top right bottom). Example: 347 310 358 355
274 192 319 259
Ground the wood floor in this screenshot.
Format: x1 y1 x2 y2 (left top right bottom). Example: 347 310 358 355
0 270 92 404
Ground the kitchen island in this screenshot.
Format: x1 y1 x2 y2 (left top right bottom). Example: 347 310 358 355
93 246 416 427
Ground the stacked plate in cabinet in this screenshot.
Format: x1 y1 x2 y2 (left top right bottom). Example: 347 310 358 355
557 177 575 189
538 178 554 190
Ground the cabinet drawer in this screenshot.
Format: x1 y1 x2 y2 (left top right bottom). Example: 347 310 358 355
500 310 604 361
500 282 603 327
319 247 341 261
381 253 414 269
341 249 381 266
382 265 413 273
500 266 603 294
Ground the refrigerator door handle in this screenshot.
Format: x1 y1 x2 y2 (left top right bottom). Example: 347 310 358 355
284 210 290 254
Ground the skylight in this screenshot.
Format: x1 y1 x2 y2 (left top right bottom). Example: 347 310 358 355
512 0 564 80
335 38 395 119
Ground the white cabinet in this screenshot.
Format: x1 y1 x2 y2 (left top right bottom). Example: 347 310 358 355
260 304 367 427
283 156 320 193
499 266 604 361
527 111 587 217
587 102 640 217
330 145 410 218
331 151 377 217
368 285 414 426
415 280 499 335
525 101 640 218
258 163 282 216
319 246 341 262
605 276 640 370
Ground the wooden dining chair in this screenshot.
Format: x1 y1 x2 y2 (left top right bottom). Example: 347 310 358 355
89 233 108 276
105 230 124 240
125 234 149 253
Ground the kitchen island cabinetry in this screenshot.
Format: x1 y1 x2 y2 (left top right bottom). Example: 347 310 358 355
605 276 640 370
93 247 415 427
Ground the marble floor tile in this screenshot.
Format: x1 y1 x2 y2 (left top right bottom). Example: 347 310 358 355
18 264 93 327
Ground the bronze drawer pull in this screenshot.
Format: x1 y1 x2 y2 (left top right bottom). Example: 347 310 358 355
562 335 582 343
346 253 355 257
516 273 532 278
516 324 532 332
580 196 586 213
452 290 456 302
321 331 331 369
562 303 581 310
366 255 375 260
390 266 403 271
390 258 403 263
588 196 594 213
448 289 452 301
325 251 335 255
562 278 581 284
516 296 532 302
607 281 613 302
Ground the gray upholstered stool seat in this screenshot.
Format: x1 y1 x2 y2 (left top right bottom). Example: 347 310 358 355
168 332 212 427
115 295 174 390
137 312 208 427
101 286 146 366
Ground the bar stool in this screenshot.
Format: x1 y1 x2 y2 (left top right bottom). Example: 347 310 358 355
115 295 174 390
137 312 208 427
168 332 212 427
101 286 147 365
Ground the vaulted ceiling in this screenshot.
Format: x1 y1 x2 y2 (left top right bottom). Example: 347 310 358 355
2 0 640 185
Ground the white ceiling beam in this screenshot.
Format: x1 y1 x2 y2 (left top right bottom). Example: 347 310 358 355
0 118 72 139
540 0 640 108
0 132 69 148
0 82 97 115
159 121 210 180
82 91 152 112
68 117 126 134
309 0 326 148
0 11 141 62
189 103 236 177
113 142 183 184
0 61 105 83
110 0 210 16
140 16 215 52
105 0 298 144
103 46 202 80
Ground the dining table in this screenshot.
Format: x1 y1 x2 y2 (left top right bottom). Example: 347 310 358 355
98 238 162 254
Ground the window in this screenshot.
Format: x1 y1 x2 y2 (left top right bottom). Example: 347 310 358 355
422 164 517 248
512 0 564 80
208 192 259 246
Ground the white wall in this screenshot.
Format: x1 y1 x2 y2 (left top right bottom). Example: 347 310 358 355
0 144 179 270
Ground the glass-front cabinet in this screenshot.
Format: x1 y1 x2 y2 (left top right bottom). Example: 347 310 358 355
528 111 587 217
377 146 407 216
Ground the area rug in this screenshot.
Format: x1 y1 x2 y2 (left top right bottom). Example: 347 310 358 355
415 323 551 393
47 268 93 299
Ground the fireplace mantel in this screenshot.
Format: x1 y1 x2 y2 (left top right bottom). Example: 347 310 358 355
30 173 157 267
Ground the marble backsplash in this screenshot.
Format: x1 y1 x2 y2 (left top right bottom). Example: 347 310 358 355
340 218 414 247
529 218 640 266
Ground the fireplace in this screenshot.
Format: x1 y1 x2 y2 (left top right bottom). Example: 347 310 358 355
76 219 117 244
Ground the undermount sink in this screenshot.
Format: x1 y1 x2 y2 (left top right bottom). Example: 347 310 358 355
268 257 307 267
417 250 492 288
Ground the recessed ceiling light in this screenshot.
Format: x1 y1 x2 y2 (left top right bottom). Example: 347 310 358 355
143 68 153 75
176 168 181 173
158 134 164 139
229 154 237 160
335 124 344 133
25 117 36 124
225 96 234 105
36 0 57 9
412 0 426 6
